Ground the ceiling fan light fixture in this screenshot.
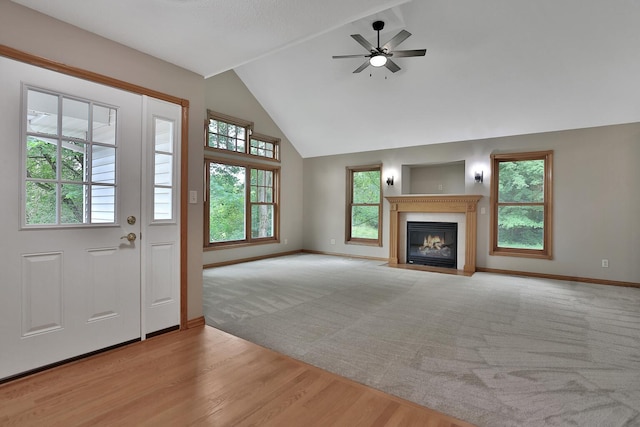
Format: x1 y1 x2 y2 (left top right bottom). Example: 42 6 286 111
370 54 387 67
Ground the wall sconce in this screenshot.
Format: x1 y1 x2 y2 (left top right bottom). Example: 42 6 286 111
474 171 484 183
386 176 394 186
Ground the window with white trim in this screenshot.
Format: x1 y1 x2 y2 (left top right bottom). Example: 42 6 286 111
23 87 118 226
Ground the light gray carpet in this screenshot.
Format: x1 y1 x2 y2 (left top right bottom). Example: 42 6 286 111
202 253 640 427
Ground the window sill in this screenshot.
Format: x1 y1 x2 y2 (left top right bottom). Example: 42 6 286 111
204 238 279 251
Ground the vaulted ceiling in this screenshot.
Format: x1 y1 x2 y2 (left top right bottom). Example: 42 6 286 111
12 0 640 158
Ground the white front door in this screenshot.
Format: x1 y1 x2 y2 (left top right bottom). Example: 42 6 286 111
0 57 150 380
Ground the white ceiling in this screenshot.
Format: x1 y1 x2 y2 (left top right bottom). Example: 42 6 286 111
12 0 640 158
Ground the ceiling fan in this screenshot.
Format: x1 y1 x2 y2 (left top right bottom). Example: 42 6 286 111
332 20 426 73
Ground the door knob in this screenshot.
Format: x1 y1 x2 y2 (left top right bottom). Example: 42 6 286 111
121 232 137 242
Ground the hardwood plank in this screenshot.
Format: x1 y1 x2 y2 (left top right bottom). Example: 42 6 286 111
0 326 476 427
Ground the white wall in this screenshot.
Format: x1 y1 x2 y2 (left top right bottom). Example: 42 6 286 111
303 123 640 283
0 0 205 320
202 70 304 266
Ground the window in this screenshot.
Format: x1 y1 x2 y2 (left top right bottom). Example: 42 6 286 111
346 164 382 246
250 133 280 161
490 150 553 259
207 110 280 161
205 159 279 247
23 87 118 226
153 117 176 221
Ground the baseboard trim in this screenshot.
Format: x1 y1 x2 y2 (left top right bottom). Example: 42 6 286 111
187 316 206 329
476 267 640 288
301 249 389 263
203 250 303 269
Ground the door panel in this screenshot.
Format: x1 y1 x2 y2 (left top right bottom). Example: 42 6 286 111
0 56 142 379
142 97 181 335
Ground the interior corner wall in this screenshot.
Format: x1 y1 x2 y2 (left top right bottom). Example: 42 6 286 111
303 123 640 284
0 0 206 320
203 70 304 265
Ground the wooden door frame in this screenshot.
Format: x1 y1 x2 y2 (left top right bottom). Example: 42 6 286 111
0 44 190 330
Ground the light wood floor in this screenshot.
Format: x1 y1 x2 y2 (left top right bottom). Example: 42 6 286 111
0 326 475 426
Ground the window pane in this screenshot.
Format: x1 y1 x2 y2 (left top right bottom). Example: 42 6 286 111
251 204 274 238
497 205 544 249
26 137 57 180
351 205 379 239
93 105 117 145
61 141 87 182
92 146 116 184
155 153 173 186
25 181 57 225
209 163 246 242
498 160 544 203
353 170 380 203
27 90 58 135
91 185 115 223
62 98 89 140
154 118 173 153
154 187 172 220
61 183 86 224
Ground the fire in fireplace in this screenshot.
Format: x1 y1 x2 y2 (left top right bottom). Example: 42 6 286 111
407 221 457 268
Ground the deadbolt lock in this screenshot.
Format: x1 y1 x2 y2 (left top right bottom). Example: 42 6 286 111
127 216 136 225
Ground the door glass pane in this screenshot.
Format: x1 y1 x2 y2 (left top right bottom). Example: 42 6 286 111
92 104 117 145
154 154 172 186
92 146 116 184
351 205 379 238
61 141 87 182
25 181 57 225
61 183 86 224
155 118 173 153
91 185 115 223
497 205 544 249
27 90 58 135
62 98 89 140
209 162 245 242
251 204 273 238
26 136 57 180
498 160 544 203
154 187 172 220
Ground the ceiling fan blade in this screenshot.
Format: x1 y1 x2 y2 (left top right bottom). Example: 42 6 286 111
384 59 401 73
382 30 411 51
391 49 427 58
351 34 376 52
332 54 368 59
353 60 371 73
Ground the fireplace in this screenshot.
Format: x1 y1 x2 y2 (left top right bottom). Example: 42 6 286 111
407 221 457 268
385 195 482 274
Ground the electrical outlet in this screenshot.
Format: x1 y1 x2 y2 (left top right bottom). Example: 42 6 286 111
330 239 336 245
602 259 609 268
284 238 288 245
480 207 486 215
189 190 198 204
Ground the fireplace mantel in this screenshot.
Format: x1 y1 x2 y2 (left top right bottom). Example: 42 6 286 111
385 195 482 274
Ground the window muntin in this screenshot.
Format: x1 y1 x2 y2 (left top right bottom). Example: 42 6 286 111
490 151 553 258
23 87 118 226
206 159 279 247
346 165 382 246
